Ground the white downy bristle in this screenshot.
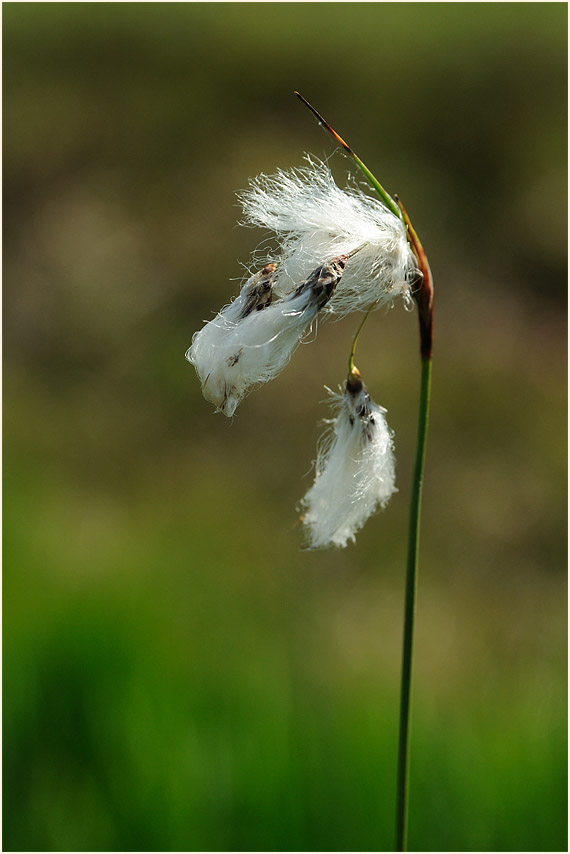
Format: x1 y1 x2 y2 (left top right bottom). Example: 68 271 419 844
239 156 419 316
300 374 397 548
186 257 346 416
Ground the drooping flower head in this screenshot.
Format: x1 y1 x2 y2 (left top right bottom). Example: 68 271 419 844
187 156 418 419
300 368 397 548
239 156 419 315
187 256 347 416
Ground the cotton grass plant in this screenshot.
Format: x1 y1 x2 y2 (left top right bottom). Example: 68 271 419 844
186 93 433 851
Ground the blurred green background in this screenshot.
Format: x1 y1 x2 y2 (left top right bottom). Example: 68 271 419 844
3 3 567 852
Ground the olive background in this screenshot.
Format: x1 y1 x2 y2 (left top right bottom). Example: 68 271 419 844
3 3 567 852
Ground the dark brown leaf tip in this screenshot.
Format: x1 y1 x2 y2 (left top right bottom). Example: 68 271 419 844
396 196 434 359
294 91 353 154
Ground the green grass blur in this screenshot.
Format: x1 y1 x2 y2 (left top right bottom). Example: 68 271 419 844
3 3 567 852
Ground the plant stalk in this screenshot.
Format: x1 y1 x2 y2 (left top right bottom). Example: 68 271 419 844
294 92 435 852
395 353 432 852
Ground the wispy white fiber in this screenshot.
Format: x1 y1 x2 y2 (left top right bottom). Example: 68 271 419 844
300 371 396 548
186 257 346 417
239 157 419 315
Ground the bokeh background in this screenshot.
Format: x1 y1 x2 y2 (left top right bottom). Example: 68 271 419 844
3 3 567 852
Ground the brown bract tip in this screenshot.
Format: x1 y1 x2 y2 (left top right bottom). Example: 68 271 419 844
346 367 363 395
294 91 353 154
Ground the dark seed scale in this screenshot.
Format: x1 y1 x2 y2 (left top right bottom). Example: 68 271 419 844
227 348 243 367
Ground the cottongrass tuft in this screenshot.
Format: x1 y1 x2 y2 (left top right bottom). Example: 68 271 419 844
239 156 419 316
300 368 397 548
187 256 347 416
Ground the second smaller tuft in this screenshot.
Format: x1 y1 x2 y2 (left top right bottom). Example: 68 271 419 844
300 368 397 548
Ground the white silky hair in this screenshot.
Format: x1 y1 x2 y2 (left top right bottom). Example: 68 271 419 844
300 376 397 548
187 258 346 417
239 156 419 316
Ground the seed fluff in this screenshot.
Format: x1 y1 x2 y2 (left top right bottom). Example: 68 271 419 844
239 156 420 316
300 368 397 548
186 257 347 416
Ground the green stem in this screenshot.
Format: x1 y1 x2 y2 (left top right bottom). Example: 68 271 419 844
395 353 432 852
348 301 379 374
348 151 403 220
295 93 434 850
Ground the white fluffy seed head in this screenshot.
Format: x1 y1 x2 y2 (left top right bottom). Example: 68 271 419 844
239 156 419 316
186 257 346 416
300 371 397 548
